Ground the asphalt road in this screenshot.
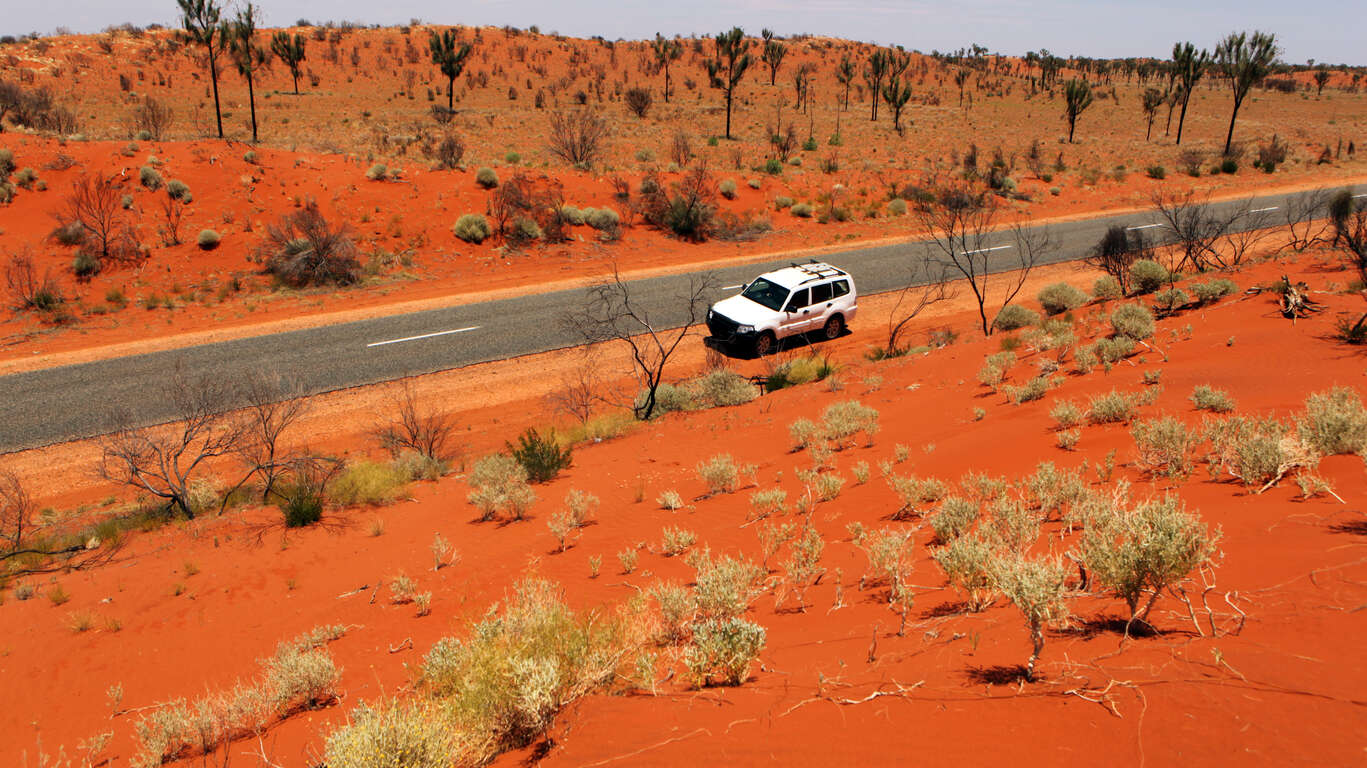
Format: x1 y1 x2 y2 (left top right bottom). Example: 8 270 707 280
0 185 1357 452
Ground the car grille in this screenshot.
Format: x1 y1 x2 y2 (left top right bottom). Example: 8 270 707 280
707 310 739 339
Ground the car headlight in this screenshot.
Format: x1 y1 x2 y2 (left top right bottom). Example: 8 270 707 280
736 324 755 334
707 310 714 320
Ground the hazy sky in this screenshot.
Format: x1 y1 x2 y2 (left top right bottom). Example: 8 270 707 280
6 0 1360 66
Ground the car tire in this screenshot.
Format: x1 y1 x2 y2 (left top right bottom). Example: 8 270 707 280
753 331 777 357
822 314 845 341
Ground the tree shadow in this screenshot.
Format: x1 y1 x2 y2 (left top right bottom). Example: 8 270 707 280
1068 615 1163 640
1329 518 1367 536
921 599 970 618
964 664 1029 685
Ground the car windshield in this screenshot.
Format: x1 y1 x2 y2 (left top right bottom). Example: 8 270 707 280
740 278 788 311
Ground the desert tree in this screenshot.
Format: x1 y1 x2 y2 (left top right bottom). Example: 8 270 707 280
914 182 1046 336
61 174 137 265
994 554 1069 681
270 31 306 95
0 470 32 557
880 258 954 357
953 68 970 106
1313 66 1330 97
233 372 311 502
1141 87 1163 141
1170 42 1208 146
624 87 652 118
428 28 473 111
547 108 609 167
566 266 716 420
705 27 753 140
176 0 226 139
4 251 62 311
761 29 786 86
882 75 913 134
651 33 682 103
835 55 855 111
792 62 813 112
1062 78 1092 143
99 366 248 519
863 49 889 121
223 3 267 143
1151 188 1251 271
1214 31 1279 155
372 380 458 467
1280 189 1329 251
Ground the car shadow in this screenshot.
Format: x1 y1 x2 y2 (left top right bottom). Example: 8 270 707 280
704 328 853 361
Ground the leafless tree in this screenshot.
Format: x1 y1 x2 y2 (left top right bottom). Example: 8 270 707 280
128 95 175 140
881 259 954 357
566 266 716 420
1281 189 1329 251
1151 190 1246 272
159 196 185 246
4 251 63 311
98 366 248 519
0 468 121 577
545 349 603 424
914 182 1044 336
669 129 693 167
0 470 33 556
234 372 311 502
372 380 457 464
547 108 609 167
1217 207 1274 268
61 174 139 264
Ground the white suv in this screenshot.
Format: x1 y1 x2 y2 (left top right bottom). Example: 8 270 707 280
706 262 858 356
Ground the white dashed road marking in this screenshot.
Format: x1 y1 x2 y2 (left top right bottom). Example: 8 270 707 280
1249 207 1279 213
367 326 480 348
721 284 744 290
1126 223 1163 231
964 245 1013 255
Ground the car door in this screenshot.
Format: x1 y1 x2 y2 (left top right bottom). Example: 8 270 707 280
779 288 810 338
809 281 835 329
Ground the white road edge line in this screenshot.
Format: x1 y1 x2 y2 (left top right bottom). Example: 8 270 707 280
367 326 480 348
1126 223 1163 230
721 284 744 290
1249 207 1279 213
964 245 1013 255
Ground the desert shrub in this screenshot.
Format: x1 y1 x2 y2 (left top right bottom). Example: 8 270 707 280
165 179 190 200
243 150 259 165
1092 275 1123 301
468 454 536 521
324 700 458 768
558 205 585 226
331 461 407 506
196 229 221 249
507 428 572 483
1190 385 1236 413
51 219 86 245
1037 283 1089 315
692 552 764 620
0 149 13 177
475 167 499 188
685 618 765 687
14 167 38 189
993 304 1039 331
766 354 834 391
661 526 697 556
790 202 814 218
1152 287 1189 315
410 578 622 762
993 554 1069 681
789 418 821 451
365 163 388 181
821 400 880 447
72 250 100 278
887 197 908 216
719 179 737 199
512 216 543 241
1298 387 1367 455
452 214 491 243
929 496 980 542
1050 400 1083 429
749 488 787 519
1110 303 1155 341
1088 390 1138 424
885 474 949 518
976 351 1014 390
696 453 752 495
1080 493 1219 627
640 381 693 416
1090 335 1136 364
774 195 794 209
692 370 758 408
1204 416 1312 490
1129 259 1168 293
1004 375 1056 405
584 206 619 231
1145 165 1166 179
139 165 163 190
650 581 696 644
1024 462 1088 520
278 481 325 527
858 528 915 589
1131 416 1198 478
932 533 997 611
657 489 685 510
257 202 361 287
1190 278 1238 304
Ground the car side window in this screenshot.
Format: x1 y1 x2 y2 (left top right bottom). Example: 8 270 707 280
811 282 833 304
785 288 809 312
831 280 850 298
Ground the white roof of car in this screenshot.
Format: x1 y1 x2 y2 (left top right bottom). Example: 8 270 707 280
758 262 849 290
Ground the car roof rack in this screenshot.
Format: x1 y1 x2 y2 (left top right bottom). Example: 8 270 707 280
786 261 847 285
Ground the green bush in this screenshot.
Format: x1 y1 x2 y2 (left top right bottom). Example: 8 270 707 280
1190 385 1236 413
558 205 585 225
685 617 765 687
1090 335 1136 364
1153 287 1189 315
165 179 190 200
932 533 997 611
14 167 37 189
72 250 100 278
243 150 259 164
691 370 758 407
929 497 979 543
365 163 388 181
332 461 408 506
821 400 880 447
1145 165 1166 179
324 700 457 768
507 428 572 483
696 453 751 495
512 217 543 241
1131 416 1198 478
1110 303 1155 341
475 167 499 188
1220 157 1238 174
1050 400 1083 429
1004 375 1056 405
1036 283 1089 315
1088 390 1138 424
1190 278 1238 304
1129 259 1168 293
766 354 834 391
764 157 783 175
0 149 13 177
467 454 536 521
585 207 620 231
1093 275 1124 301
197 229 221 250
504 151 520 164
887 198 908 216
993 304 1040 331
719 179 737 199
139 165 163 190
774 195 794 209
452 213 491 243
279 482 325 527
1298 387 1367 455
790 202 814 218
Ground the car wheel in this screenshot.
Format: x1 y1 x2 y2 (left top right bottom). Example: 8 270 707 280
822 314 845 340
753 331 777 357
